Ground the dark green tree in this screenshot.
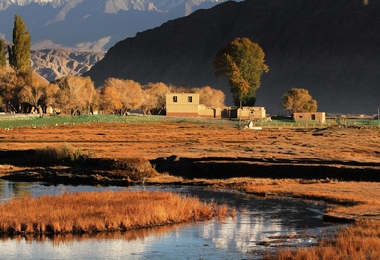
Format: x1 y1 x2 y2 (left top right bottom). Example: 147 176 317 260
8 15 31 73
214 37 269 107
0 39 6 67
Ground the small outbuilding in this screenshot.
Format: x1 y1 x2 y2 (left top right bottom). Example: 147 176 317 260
222 106 267 120
293 112 326 124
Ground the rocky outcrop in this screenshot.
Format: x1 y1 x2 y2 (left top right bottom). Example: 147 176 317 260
85 0 380 114
31 49 105 82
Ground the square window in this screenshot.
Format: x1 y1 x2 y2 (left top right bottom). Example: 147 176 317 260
188 96 192 103
173 96 177 102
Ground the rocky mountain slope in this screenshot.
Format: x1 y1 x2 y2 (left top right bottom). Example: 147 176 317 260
1 0 229 81
0 0 229 51
31 49 105 81
3 38 104 81
85 0 380 114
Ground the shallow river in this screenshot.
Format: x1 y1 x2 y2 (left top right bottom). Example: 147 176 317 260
0 180 338 259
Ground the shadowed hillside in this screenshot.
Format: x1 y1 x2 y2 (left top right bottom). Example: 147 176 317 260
85 0 380 114
0 0 231 51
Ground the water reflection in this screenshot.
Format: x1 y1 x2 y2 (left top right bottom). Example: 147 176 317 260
0 179 32 201
0 180 336 259
1 225 178 245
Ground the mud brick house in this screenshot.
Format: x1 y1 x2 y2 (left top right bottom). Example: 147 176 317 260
293 112 326 124
166 93 221 118
223 107 267 120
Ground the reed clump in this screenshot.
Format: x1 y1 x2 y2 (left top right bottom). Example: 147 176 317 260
109 158 159 181
0 190 232 235
269 220 380 259
28 144 84 166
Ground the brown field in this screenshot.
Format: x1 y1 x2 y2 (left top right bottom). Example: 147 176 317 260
0 121 377 160
0 121 378 164
0 120 380 256
0 190 231 235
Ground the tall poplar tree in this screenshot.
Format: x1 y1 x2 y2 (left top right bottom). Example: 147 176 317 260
8 15 31 73
0 39 6 67
214 37 269 107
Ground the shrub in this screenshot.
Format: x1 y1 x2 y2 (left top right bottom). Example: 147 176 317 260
29 144 84 166
110 158 159 181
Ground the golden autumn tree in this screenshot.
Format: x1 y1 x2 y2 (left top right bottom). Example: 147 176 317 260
44 83 60 111
17 71 49 112
282 88 317 114
100 78 123 114
0 67 18 111
54 76 96 115
100 78 143 115
196 86 226 108
121 80 143 113
141 82 170 115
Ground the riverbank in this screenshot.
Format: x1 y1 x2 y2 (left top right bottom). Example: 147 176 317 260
265 219 380 259
0 121 379 222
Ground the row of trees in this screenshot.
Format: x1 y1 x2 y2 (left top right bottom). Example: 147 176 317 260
0 67 227 115
0 63 317 116
0 15 316 116
0 15 226 115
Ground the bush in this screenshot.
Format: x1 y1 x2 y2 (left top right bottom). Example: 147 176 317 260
110 158 159 181
29 144 84 166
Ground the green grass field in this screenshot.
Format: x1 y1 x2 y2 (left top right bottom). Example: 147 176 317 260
0 114 378 129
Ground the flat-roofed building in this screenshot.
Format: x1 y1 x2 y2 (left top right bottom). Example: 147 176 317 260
166 93 200 117
166 93 222 118
293 112 326 124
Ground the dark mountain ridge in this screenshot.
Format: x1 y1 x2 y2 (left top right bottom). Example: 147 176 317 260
0 0 231 51
85 0 380 114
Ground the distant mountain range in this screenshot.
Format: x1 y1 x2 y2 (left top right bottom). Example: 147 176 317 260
85 0 380 114
31 49 105 81
0 0 231 81
2 38 105 81
0 0 230 51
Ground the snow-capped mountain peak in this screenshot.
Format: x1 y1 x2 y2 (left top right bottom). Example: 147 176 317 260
0 0 232 52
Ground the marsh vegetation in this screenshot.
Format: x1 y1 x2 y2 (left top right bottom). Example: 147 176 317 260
0 190 232 235
0 120 380 258
267 220 380 259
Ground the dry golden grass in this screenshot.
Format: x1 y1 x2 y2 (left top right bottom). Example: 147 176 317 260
1 122 380 256
268 220 380 260
0 190 231 235
1 122 379 162
230 178 380 221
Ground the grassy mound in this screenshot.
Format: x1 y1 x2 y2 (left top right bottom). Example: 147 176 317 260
0 190 233 235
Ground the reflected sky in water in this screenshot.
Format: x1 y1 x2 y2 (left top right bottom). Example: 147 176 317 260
0 180 334 259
